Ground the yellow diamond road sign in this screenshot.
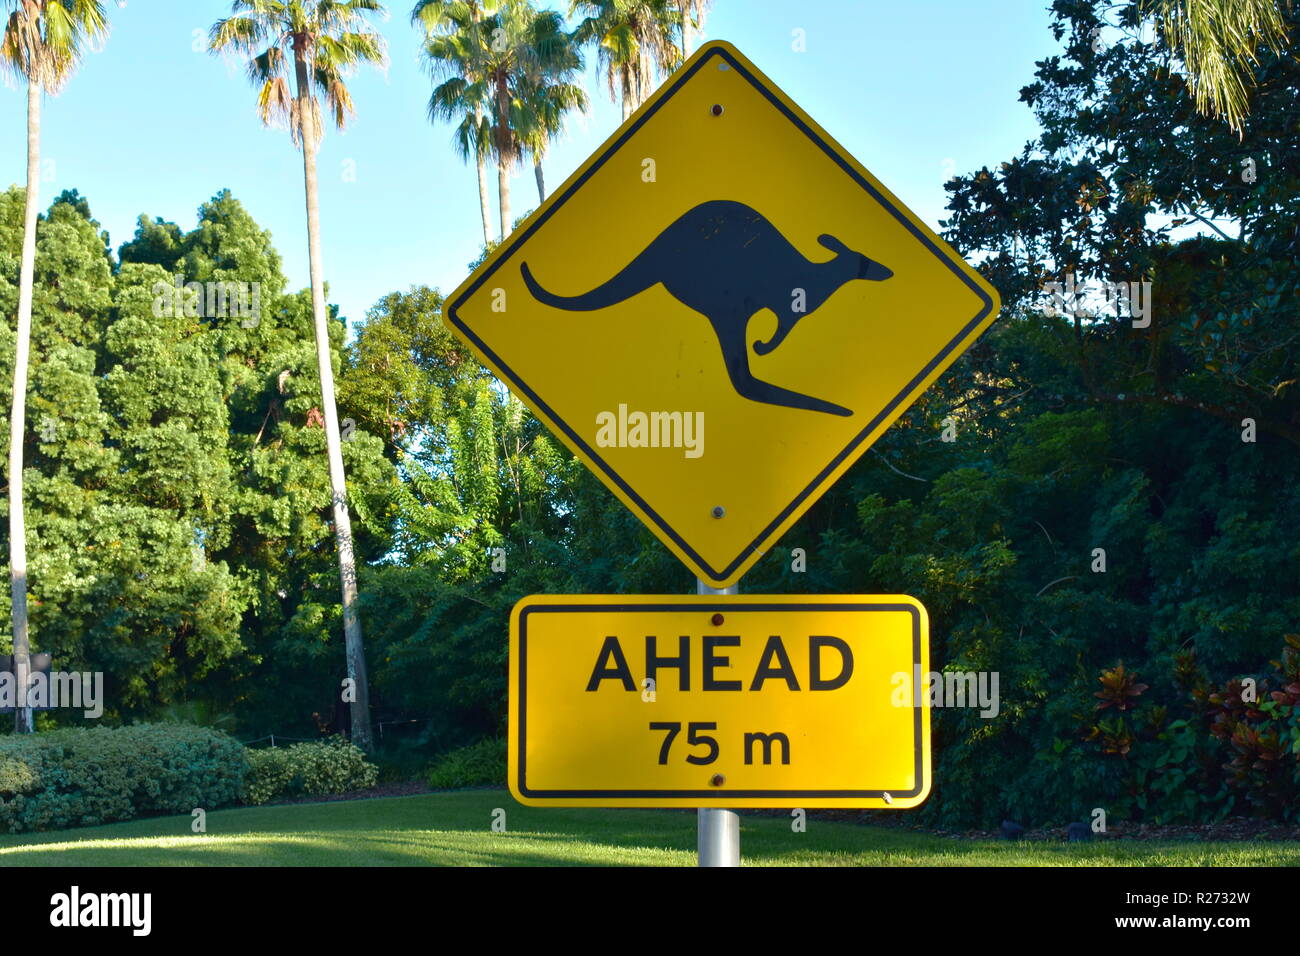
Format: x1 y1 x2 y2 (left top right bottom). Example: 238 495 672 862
446 41 1000 587
509 594 930 808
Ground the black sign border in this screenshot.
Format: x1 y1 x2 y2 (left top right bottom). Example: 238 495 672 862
447 44 996 582
516 600 925 800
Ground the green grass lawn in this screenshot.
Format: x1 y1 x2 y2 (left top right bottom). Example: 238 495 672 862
1 790 1297 866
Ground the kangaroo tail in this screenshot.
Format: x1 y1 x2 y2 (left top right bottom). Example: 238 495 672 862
520 259 656 312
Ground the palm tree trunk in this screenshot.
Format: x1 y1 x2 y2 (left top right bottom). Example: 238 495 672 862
477 152 493 246
495 75 512 239
681 3 694 57
534 159 545 204
498 158 511 240
474 109 492 246
470 12 492 246
8 79 39 734
295 52 373 751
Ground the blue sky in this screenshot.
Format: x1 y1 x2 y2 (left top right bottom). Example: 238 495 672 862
0 0 1060 329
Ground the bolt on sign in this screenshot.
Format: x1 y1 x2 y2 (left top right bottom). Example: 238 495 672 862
445 40 1000 588
509 595 930 809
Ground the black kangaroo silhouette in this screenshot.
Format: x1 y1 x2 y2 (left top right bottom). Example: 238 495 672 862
520 199 892 416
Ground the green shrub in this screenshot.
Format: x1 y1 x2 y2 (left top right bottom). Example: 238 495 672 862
1083 637 1300 825
0 723 248 833
243 737 378 805
428 737 506 789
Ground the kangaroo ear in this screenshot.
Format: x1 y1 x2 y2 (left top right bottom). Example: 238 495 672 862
818 234 849 255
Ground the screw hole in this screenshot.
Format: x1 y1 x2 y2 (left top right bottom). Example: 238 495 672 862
711 103 723 117
711 613 724 626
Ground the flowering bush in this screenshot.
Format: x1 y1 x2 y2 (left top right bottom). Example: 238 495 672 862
243 736 377 805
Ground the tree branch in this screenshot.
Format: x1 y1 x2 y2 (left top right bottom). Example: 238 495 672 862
1091 390 1300 448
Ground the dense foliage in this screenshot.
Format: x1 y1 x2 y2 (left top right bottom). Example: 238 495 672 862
427 736 507 789
1 0 1297 829
0 189 396 729
354 0 1300 827
0 722 247 832
243 737 378 805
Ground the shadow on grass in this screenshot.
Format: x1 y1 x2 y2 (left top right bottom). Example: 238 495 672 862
2 791 1298 867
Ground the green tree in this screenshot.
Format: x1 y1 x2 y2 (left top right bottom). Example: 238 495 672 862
343 284 587 742
209 0 389 750
116 215 186 272
118 191 395 736
94 260 247 710
2 0 109 732
0 191 254 720
0 186 397 729
885 0 1300 825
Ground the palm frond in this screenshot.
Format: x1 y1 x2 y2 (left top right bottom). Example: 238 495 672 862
2 0 110 91
209 0 387 148
1145 0 1291 133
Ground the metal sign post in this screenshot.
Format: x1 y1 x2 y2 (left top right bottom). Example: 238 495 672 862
696 578 740 867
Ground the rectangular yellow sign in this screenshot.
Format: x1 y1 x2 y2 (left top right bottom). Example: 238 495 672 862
509 594 930 808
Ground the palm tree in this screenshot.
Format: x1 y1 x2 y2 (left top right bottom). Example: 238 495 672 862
2 0 109 733
210 0 387 751
1145 0 1291 133
414 0 498 246
675 0 708 57
427 0 580 239
477 0 535 238
571 0 678 121
517 18 587 203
